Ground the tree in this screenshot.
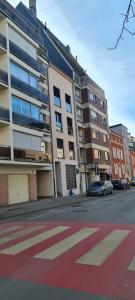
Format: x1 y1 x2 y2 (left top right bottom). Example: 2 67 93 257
108 0 135 50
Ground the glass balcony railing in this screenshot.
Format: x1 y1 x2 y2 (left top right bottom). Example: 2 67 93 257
68 126 73 135
14 148 52 163
66 103 72 113
0 107 10 123
11 76 48 104
54 96 61 107
0 146 11 160
0 69 8 87
12 112 50 131
0 33 7 51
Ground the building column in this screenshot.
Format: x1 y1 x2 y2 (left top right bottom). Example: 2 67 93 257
29 174 37 201
0 175 8 206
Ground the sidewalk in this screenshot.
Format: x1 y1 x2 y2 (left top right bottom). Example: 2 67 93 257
0 194 90 221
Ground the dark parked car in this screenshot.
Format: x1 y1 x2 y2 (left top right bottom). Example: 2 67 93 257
87 181 114 196
130 177 135 186
112 179 130 190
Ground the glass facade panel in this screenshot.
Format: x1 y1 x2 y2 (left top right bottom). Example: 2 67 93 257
12 95 21 113
31 104 39 119
30 74 37 88
22 100 30 116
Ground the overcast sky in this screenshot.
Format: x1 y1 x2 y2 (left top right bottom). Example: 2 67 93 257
9 0 135 134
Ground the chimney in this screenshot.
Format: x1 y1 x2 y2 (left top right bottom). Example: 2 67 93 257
29 0 37 17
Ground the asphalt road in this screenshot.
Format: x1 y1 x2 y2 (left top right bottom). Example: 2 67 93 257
5 188 135 224
0 189 135 300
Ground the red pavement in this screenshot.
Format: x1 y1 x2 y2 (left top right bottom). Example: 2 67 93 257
0 221 135 299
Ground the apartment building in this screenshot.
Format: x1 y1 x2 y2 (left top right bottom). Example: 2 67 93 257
110 124 131 179
0 0 80 202
0 0 54 205
46 31 110 191
48 65 80 196
128 133 135 178
110 129 125 179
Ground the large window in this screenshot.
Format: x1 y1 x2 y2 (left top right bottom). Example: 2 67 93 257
94 149 101 159
10 61 38 88
66 165 77 189
91 110 98 121
89 92 95 101
103 134 107 143
57 138 64 158
55 112 62 131
92 129 99 140
105 151 109 160
69 142 75 160
67 117 73 135
54 86 61 107
65 94 72 113
12 95 44 121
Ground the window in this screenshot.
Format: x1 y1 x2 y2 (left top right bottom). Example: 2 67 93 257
66 165 77 189
91 110 98 121
41 142 45 152
94 149 101 159
31 104 39 120
22 100 30 116
105 151 109 160
114 163 119 175
92 129 99 140
10 62 38 88
12 95 44 122
65 94 72 112
45 142 48 153
103 134 107 143
122 164 125 174
113 147 117 158
100 99 105 109
54 86 61 107
57 138 64 158
69 142 75 159
102 117 106 126
55 112 62 131
89 92 95 101
67 117 73 135
12 96 21 113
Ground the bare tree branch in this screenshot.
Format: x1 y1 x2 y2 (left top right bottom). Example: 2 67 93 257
108 0 135 50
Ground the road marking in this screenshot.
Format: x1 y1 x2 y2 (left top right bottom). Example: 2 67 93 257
77 229 130 266
128 257 135 271
0 225 43 245
0 226 22 235
0 226 70 255
35 228 98 260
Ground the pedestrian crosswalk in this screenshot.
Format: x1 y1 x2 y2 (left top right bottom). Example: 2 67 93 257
0 222 134 272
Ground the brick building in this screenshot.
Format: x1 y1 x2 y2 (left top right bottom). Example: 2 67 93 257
110 129 126 179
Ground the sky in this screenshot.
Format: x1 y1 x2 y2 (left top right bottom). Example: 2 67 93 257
9 0 135 134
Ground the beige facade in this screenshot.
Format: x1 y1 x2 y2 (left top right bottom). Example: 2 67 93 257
48 66 80 196
0 15 54 205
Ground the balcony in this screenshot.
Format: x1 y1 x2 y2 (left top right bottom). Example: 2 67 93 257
0 107 10 125
77 114 83 123
0 69 8 89
12 112 50 131
78 136 84 143
68 126 73 136
0 146 11 160
14 148 52 164
66 103 72 113
9 41 48 78
54 96 61 107
11 76 48 104
0 33 7 54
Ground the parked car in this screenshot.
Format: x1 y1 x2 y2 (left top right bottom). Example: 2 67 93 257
112 179 130 190
130 177 135 186
87 181 114 196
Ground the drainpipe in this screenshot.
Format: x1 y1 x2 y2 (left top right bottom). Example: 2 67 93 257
48 64 57 198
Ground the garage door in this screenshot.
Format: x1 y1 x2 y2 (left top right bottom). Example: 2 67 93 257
8 175 29 205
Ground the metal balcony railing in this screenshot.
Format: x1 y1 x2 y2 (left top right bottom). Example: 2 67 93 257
0 145 11 160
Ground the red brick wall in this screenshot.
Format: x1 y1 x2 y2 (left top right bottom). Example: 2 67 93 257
130 152 135 177
0 175 8 206
29 174 37 201
110 131 125 179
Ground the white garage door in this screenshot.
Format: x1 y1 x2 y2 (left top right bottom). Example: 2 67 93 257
8 175 29 205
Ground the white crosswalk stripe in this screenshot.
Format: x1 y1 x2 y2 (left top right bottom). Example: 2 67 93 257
76 229 130 266
0 226 70 255
0 225 44 245
0 226 22 236
34 227 98 260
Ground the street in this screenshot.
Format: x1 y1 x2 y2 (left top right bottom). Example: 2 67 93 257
0 189 135 300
